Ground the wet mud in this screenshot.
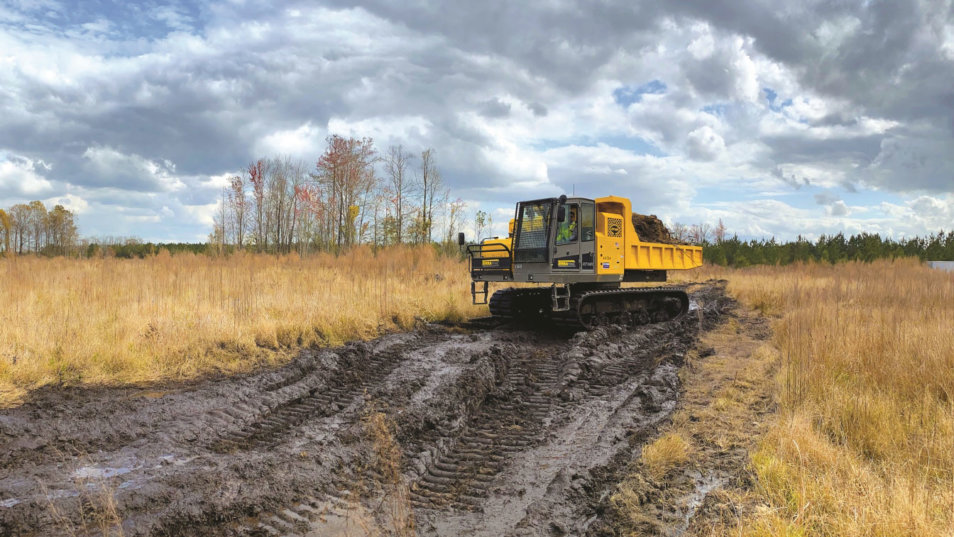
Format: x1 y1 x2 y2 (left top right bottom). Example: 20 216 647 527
0 283 736 537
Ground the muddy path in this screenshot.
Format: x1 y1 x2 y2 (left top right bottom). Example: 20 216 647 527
0 283 734 536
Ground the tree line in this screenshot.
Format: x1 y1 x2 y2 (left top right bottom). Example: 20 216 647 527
701 231 954 267
210 135 466 255
5 149 952 266
0 201 79 256
667 219 954 266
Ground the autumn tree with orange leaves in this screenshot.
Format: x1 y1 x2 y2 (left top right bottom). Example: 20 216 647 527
312 135 378 251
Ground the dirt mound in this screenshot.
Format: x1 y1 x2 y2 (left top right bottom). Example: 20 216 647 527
632 213 681 244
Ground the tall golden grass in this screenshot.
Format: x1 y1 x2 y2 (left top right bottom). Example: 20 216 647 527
705 259 954 537
0 246 484 406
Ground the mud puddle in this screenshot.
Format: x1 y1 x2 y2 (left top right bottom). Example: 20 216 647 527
0 283 734 537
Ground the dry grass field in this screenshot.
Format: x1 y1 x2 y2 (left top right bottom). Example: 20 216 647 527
0 246 484 406
703 259 954 537
3 248 951 536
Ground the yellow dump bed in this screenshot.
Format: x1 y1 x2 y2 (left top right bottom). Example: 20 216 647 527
594 195 703 274
629 241 703 270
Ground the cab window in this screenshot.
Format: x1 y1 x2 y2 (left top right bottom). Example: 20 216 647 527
513 200 553 262
580 201 595 241
556 203 579 245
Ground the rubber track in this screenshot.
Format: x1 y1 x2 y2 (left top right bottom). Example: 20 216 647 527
408 349 562 511
560 286 690 330
489 287 551 322
490 286 689 330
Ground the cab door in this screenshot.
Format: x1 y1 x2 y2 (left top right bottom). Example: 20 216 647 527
552 202 581 272
578 201 596 273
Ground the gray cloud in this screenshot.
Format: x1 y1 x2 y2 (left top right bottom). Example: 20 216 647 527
829 201 850 216
764 134 883 165
527 102 548 117
859 128 954 192
814 192 850 216
478 98 511 118
773 166 810 189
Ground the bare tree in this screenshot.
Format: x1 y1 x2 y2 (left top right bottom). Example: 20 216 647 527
474 209 490 242
211 188 228 255
670 222 690 243
228 175 247 249
714 218 726 244
295 176 329 252
445 197 466 244
384 145 412 244
266 157 309 254
285 158 307 254
248 159 269 252
268 158 290 252
690 222 712 245
413 148 442 244
0 209 11 255
28 200 47 253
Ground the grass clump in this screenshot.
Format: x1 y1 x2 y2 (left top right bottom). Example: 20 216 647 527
641 432 691 480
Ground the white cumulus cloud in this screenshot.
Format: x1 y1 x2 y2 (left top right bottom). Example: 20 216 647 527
0 153 54 196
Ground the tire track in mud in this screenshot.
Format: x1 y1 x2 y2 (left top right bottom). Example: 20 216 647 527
209 340 415 452
408 348 563 511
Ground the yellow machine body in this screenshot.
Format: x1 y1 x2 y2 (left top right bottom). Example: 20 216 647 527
465 194 703 328
467 195 701 283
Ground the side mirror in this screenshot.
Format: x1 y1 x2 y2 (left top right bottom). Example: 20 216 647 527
457 232 465 246
557 206 566 223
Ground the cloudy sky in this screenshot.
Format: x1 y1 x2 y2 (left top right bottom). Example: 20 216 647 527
1 0 952 242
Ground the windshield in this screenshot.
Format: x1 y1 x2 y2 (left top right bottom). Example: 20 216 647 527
513 200 552 263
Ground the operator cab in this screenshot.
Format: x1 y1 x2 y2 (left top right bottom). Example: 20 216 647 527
512 196 596 283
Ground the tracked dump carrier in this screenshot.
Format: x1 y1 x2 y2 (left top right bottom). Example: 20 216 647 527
464 195 703 330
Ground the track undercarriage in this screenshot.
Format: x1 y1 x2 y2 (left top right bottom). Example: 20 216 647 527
488 284 690 331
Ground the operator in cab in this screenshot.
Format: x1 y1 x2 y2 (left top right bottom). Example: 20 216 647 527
557 206 577 243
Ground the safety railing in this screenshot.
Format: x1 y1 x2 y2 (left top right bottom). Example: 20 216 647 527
465 242 513 280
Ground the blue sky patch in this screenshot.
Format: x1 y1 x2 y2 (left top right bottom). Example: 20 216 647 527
613 80 667 107
764 88 793 112
701 103 730 117
598 135 666 157
9 0 206 41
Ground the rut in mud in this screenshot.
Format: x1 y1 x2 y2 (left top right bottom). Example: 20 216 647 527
0 283 734 537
